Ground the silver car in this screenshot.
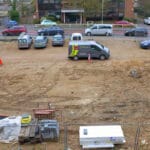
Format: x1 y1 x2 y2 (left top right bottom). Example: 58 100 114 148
18 33 33 49
34 35 48 49
52 34 65 46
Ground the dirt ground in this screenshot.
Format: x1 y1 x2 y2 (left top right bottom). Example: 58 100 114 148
0 37 150 150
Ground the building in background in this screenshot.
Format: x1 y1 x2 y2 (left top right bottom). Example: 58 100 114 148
61 0 84 23
35 0 61 20
124 0 134 18
35 0 136 23
0 0 11 25
16 0 33 24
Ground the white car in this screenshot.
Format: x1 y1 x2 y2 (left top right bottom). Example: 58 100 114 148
71 33 83 41
144 17 150 25
41 19 57 26
85 24 113 36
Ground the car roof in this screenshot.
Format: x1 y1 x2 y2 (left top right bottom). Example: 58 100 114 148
53 34 63 37
41 26 62 30
12 25 25 28
69 40 96 45
35 36 46 40
9 20 17 22
49 26 62 29
18 32 30 39
71 33 82 36
42 19 53 21
93 24 112 27
133 27 147 30
18 34 30 39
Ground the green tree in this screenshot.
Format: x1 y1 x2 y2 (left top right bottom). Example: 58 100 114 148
137 0 150 17
8 0 19 22
9 10 19 22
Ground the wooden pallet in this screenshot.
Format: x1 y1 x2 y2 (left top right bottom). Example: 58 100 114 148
19 119 42 144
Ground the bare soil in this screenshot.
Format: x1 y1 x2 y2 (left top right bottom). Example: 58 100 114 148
0 37 150 150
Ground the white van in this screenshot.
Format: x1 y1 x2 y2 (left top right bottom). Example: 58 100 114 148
85 24 113 36
71 33 83 41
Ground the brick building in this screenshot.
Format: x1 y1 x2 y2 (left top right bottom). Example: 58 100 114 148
61 0 84 23
35 0 135 23
124 0 134 18
35 0 61 19
0 0 11 25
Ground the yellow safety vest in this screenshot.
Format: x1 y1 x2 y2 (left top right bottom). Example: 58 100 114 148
70 45 79 57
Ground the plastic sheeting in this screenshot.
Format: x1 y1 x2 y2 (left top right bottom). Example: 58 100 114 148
0 116 21 143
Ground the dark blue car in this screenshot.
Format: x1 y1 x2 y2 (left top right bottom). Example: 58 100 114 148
124 27 148 37
38 26 64 36
5 20 18 28
140 40 150 49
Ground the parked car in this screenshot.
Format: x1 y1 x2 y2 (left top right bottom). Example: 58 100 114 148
18 32 33 49
34 35 48 49
124 27 148 37
85 24 113 36
68 40 110 60
140 40 150 49
114 20 135 27
2 25 27 36
5 20 18 28
71 33 83 41
52 34 65 46
144 17 150 25
38 26 64 36
41 19 57 26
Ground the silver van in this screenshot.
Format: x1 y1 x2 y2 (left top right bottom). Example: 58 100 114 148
68 40 110 60
85 24 113 36
18 33 32 49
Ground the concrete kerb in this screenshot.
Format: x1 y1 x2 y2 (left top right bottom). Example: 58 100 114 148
0 36 18 41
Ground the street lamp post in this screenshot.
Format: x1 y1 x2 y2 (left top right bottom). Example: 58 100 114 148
101 0 104 24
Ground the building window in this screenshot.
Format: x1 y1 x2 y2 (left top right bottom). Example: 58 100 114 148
50 0 54 3
44 0 49 3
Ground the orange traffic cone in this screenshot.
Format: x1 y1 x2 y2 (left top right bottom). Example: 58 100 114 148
0 58 3 65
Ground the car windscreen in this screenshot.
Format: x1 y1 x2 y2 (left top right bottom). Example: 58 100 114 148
53 36 62 40
91 26 97 29
18 39 27 43
35 39 44 42
96 42 104 49
72 36 81 40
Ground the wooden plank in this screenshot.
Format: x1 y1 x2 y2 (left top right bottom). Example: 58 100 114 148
29 119 38 138
19 126 30 138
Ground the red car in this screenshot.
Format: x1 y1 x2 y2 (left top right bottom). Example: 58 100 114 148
114 20 135 27
2 25 27 36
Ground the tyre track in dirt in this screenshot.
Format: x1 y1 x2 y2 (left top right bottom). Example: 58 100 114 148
0 61 63 113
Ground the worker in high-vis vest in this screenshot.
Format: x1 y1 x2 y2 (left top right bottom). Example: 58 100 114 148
70 45 79 57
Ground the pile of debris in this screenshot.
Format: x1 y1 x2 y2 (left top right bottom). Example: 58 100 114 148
18 105 60 144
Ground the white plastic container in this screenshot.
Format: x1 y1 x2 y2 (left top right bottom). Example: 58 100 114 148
79 125 126 149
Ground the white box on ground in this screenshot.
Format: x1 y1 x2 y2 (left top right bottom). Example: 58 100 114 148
79 125 126 149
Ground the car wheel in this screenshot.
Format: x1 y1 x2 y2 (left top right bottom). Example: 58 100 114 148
73 56 79 60
99 55 106 60
87 32 91 36
144 33 147 37
106 32 110 36
3 32 8 36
